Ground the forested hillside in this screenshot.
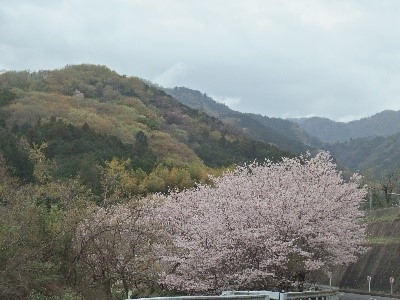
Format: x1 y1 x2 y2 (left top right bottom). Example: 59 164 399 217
293 110 400 143
328 131 400 178
286 111 400 179
165 86 319 154
0 65 290 193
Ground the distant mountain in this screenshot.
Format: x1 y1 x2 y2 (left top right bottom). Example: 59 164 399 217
246 113 321 148
165 87 320 154
292 110 400 143
327 131 400 177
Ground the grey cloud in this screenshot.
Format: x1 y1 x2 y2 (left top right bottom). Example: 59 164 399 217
1 0 400 120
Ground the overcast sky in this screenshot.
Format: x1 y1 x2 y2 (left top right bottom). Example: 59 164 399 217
1 0 400 121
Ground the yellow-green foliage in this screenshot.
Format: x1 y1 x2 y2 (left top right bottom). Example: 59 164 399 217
0 64 288 190
3 91 199 162
149 131 200 163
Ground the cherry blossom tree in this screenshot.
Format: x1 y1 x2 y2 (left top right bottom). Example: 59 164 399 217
157 152 367 293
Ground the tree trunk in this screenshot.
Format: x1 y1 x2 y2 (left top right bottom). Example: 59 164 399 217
122 275 130 299
104 279 113 300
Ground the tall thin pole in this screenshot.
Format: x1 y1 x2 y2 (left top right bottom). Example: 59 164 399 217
367 276 372 292
390 277 395 294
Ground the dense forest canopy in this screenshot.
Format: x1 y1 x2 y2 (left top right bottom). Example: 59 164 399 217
0 64 290 193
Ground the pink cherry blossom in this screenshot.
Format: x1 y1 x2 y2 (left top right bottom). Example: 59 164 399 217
156 152 367 293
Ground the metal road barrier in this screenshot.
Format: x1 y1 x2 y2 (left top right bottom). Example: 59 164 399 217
284 289 339 299
130 287 339 300
222 288 340 300
132 295 270 300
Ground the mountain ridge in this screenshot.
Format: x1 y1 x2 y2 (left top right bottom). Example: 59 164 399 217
291 110 400 143
163 86 400 178
327 130 400 177
164 86 320 154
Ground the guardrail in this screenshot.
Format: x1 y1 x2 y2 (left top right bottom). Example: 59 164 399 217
133 295 269 300
285 289 339 299
222 288 339 300
130 287 339 300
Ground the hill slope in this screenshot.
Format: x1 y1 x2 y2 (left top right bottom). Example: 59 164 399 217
293 110 400 143
327 131 400 177
0 65 290 193
164 86 320 154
